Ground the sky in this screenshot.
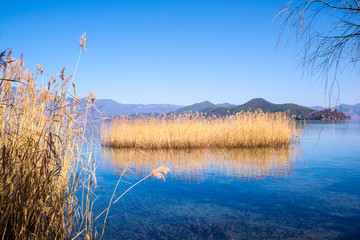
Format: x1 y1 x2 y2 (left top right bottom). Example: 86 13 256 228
1 0 359 106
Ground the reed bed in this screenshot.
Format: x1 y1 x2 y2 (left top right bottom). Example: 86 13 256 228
0 37 169 240
101 111 300 149
0 48 85 239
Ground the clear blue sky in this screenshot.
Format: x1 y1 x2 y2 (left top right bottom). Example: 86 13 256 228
1 0 359 106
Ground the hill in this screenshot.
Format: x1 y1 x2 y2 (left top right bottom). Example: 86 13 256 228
175 101 215 114
301 109 351 120
309 103 360 120
79 99 183 117
77 97 343 119
176 98 316 118
309 106 325 111
335 104 360 120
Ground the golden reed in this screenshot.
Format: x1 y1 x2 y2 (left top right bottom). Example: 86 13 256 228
0 34 169 240
0 34 100 239
101 111 300 149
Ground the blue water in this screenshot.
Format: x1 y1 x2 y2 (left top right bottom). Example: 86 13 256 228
93 121 360 239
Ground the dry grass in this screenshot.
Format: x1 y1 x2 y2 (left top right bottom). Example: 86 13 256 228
101 111 300 149
0 33 105 239
0 34 170 240
0 48 86 239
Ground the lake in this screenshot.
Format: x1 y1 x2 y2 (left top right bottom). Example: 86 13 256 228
93 121 360 239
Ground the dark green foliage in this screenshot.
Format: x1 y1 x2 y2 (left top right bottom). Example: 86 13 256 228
177 98 316 118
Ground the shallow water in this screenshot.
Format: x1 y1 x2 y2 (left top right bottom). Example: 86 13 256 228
93 121 360 239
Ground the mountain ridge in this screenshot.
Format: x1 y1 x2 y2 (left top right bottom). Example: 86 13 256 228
79 97 359 120
175 98 316 118
80 99 183 116
309 103 360 120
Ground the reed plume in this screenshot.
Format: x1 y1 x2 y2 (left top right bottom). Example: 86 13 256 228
0 34 170 239
0 33 101 239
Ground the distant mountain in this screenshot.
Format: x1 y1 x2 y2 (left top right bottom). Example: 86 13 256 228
174 101 235 114
309 103 360 120
81 97 359 120
309 106 325 111
335 104 360 120
205 98 315 118
216 103 234 108
79 98 183 117
301 109 351 120
175 101 215 114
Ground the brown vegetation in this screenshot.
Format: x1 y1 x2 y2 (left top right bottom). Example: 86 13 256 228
0 48 85 239
0 34 169 240
101 111 300 149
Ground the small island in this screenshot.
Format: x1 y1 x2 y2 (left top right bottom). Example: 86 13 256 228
301 108 351 120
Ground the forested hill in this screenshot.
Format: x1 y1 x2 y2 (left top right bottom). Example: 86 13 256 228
174 101 235 114
79 97 318 118
175 98 316 118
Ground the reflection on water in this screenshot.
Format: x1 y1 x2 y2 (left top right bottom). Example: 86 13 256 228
101 146 300 182
95 122 360 239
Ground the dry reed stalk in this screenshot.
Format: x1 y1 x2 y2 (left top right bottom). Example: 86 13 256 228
0 34 101 239
0 35 170 240
101 111 301 149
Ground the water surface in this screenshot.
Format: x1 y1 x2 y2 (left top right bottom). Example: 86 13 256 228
94 121 360 239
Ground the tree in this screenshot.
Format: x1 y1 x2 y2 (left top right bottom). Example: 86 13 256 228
276 0 360 104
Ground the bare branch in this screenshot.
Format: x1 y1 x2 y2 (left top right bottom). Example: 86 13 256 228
276 0 360 105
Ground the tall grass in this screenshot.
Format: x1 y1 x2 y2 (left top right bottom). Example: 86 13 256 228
101 111 300 149
0 37 169 239
0 46 87 238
